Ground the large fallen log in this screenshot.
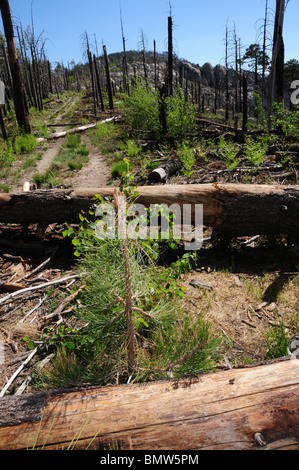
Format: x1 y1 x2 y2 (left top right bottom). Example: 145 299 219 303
0 358 298 450
0 184 298 239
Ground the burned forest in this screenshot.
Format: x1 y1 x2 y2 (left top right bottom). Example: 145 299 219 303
0 0 298 452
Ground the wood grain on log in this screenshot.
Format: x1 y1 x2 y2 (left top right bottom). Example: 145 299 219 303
0 359 298 450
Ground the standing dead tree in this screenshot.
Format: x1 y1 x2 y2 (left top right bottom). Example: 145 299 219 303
120 8 129 95
139 29 148 82
93 55 105 112
0 0 30 133
168 15 173 96
224 22 230 121
103 45 114 110
268 0 288 124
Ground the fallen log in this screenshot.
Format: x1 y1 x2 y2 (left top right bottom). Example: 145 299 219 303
0 184 298 239
148 158 181 183
0 359 298 450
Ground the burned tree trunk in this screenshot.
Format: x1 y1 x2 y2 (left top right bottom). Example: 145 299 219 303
168 16 173 96
93 54 105 112
103 45 114 110
242 73 248 132
148 159 180 183
268 0 286 122
0 184 298 240
88 51 97 117
0 0 30 133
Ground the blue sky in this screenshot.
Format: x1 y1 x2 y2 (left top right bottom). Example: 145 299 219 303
2 0 298 67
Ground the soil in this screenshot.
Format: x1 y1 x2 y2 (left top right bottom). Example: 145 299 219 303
67 134 110 188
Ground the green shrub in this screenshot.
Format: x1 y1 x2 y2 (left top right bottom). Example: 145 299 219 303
271 102 299 137
165 86 196 140
245 137 267 167
111 160 133 178
177 141 195 174
0 141 14 167
125 140 142 158
14 134 37 155
124 79 162 138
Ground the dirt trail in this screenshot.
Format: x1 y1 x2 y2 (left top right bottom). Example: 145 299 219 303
68 134 110 188
32 133 110 189
35 139 65 174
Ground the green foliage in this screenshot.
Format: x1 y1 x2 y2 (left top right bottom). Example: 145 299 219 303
253 92 267 129
125 140 142 158
111 159 133 179
52 194 220 387
14 133 37 155
165 86 196 140
271 103 299 137
33 169 60 188
123 82 197 143
218 135 240 171
177 141 195 176
90 121 126 158
0 141 14 168
265 320 291 359
0 183 11 193
124 79 162 138
245 137 267 167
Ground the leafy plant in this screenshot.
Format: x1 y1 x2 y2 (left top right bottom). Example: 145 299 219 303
0 141 14 168
125 140 142 158
218 136 240 170
54 189 220 387
253 92 267 129
14 133 37 155
111 159 133 179
245 137 266 168
124 79 162 138
265 320 291 359
165 86 196 140
271 102 299 137
177 141 195 176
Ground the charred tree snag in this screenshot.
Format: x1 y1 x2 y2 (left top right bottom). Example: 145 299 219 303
0 105 7 140
87 51 97 117
93 54 105 112
0 359 298 450
242 73 248 132
268 0 286 122
168 16 173 96
103 45 114 110
0 0 30 133
0 184 298 240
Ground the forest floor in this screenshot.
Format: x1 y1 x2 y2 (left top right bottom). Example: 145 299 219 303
0 91 298 395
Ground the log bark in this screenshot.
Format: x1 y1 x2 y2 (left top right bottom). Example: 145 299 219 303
0 359 298 450
148 158 180 183
0 184 298 239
